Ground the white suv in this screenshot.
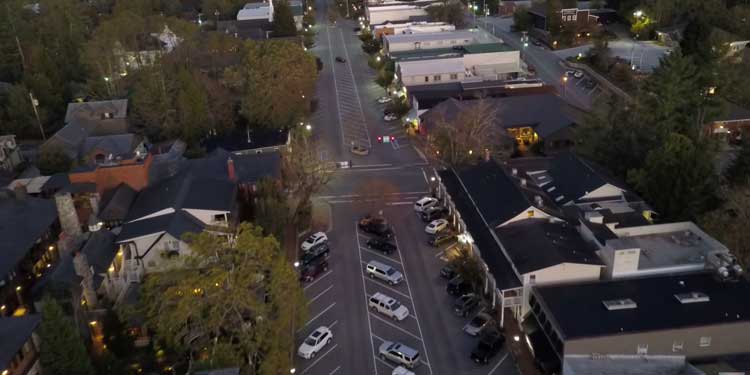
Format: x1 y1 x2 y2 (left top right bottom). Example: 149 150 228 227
297 326 333 359
413 197 438 213
369 292 409 321
301 232 328 251
366 260 403 285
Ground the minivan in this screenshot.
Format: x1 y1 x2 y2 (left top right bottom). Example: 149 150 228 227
366 260 403 285
379 341 420 369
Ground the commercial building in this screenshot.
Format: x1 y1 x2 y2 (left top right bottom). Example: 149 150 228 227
365 4 429 26
383 31 477 55
373 21 454 39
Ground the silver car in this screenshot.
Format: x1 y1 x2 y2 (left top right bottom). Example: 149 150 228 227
379 341 420 369
366 260 403 285
463 312 494 336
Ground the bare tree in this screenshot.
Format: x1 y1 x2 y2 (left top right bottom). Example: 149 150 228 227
282 130 335 226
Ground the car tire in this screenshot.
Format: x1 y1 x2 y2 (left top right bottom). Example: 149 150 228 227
380 354 386 361
372 306 378 312
323 266 328 272
327 338 332 345
311 351 316 358
388 280 394 285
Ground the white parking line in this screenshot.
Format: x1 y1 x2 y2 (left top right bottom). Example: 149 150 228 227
362 272 413 301
301 302 337 331
375 356 395 369
329 366 341 375
421 168 428 185
301 344 339 374
308 285 334 305
354 222 379 375
304 270 333 290
487 352 509 375
371 333 386 343
360 247 402 265
385 201 413 206
369 312 423 342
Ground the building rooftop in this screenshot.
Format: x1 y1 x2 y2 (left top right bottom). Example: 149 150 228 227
463 42 516 54
118 210 206 243
203 126 289 154
534 272 750 340
398 57 465 76
389 47 462 62
495 218 602 275
384 30 476 44
0 314 41 370
99 183 137 222
563 355 705 375
0 190 58 279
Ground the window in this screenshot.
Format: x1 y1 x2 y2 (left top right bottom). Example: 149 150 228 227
424 76 429 82
529 274 536 284
433 75 441 81
450 73 458 80
699 336 712 347
213 213 226 222
636 344 648 355
672 341 684 352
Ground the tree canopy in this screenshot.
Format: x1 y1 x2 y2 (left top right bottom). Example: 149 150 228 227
39 296 96 375
272 0 298 37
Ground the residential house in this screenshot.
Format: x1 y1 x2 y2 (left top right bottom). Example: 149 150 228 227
238 1 274 21
114 25 181 72
203 126 290 155
289 0 304 30
365 4 430 26
373 21 454 39
0 189 60 317
527 2 615 37
0 135 23 173
705 101 750 143
217 19 272 40
526 272 750 372
0 314 42 375
383 31 477 55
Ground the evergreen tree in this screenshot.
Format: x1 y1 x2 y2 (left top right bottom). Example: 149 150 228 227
272 0 298 37
680 16 715 66
726 139 750 185
39 296 96 375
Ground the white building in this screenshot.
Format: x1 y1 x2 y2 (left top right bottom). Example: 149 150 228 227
238 1 274 21
373 21 454 38
366 4 428 26
383 31 476 54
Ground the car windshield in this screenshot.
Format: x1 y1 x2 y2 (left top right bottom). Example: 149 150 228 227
304 337 317 346
390 301 401 310
386 268 396 276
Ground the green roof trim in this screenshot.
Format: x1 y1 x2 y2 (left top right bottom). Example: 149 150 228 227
463 43 517 54
389 47 462 61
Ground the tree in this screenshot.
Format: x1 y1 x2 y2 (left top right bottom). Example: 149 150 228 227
374 69 394 94
140 224 307 374
726 139 750 185
512 6 532 31
272 0 297 37
588 30 612 71
425 1 467 28
428 99 508 167
700 184 750 268
236 40 317 129
38 145 73 175
175 68 211 145
628 133 718 220
680 16 715 66
0 83 43 138
546 0 563 37
282 130 334 226
38 296 96 375
447 245 484 292
254 177 289 239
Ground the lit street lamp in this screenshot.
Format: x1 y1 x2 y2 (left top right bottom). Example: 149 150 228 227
562 75 568 96
305 124 312 131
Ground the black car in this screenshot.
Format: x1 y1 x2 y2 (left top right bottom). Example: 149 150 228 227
420 206 448 222
428 233 456 247
299 243 330 266
440 264 457 279
470 331 506 364
299 258 329 282
583 79 597 89
453 293 480 317
447 275 472 296
335 56 346 63
359 216 393 238
366 237 397 255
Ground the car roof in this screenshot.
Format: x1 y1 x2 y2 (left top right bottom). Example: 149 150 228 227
367 260 391 269
417 197 435 203
393 342 419 356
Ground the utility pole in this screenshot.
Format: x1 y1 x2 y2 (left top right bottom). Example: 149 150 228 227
346 0 350 18
29 92 45 140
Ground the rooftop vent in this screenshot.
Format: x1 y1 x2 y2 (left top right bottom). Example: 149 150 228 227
602 298 637 311
674 292 710 304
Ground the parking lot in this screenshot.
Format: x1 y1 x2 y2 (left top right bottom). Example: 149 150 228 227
293 189 520 375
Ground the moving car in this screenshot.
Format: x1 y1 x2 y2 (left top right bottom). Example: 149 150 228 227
428 232 456 247
297 326 333 359
359 215 393 238
453 293 480 317
367 237 397 255
413 197 438 212
384 113 399 122
299 258 328 282
366 260 403 285
447 275 472 296
573 70 584 78
299 243 330 266
379 341 421 369
440 264 457 279
335 56 346 63
377 96 393 104
301 232 328 251
470 330 506 364
463 312 494 336
369 292 409 321
420 206 447 222
425 219 449 234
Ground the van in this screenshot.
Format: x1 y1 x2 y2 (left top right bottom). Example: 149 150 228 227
369 292 409 321
366 260 403 285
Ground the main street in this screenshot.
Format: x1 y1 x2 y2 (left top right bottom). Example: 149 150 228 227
293 1 521 374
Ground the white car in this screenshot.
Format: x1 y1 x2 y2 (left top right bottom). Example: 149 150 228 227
378 96 393 104
392 367 416 375
384 113 399 122
369 292 410 321
413 197 438 212
573 70 584 79
297 326 333 359
301 232 328 251
425 219 449 234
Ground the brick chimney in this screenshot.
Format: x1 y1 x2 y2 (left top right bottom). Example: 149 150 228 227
227 157 237 182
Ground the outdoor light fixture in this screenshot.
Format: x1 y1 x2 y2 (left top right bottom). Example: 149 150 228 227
514 335 520 342
294 261 300 268
305 124 312 131
430 176 436 182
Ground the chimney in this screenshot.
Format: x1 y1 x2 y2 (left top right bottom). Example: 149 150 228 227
13 185 26 200
534 195 543 207
54 191 82 240
483 149 491 162
227 157 237 182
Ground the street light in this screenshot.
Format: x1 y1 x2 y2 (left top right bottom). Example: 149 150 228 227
562 75 568 96
376 56 381 62
294 261 300 268
305 124 312 131
633 10 643 18
290 369 296 374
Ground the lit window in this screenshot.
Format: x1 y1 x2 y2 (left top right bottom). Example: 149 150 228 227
699 336 712 347
672 341 684 352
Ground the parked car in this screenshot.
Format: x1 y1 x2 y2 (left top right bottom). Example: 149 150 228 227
447 275 472 296
573 70 584 78
299 258 329 282
583 79 597 89
377 96 393 104
392 367 415 375
366 260 403 285
379 341 421 369
420 206 447 222
470 330 506 364
453 293 480 317
299 243 330 266
369 292 409 321
425 219 449 234
384 113 399 122
440 264 457 279
335 56 346 63
359 215 394 238
413 196 438 212
297 326 333 359
428 232 456 247
367 237 397 255
463 312 494 336
301 232 328 251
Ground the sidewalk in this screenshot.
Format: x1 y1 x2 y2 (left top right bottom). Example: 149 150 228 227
503 313 542 375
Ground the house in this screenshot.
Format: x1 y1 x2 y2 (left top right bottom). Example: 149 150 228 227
114 25 181 71
498 0 531 17
705 101 750 143
0 135 23 173
0 189 60 317
238 1 274 21
289 0 304 30
217 19 271 40
365 4 430 26
383 31 477 55
373 21 454 39
203 126 290 155
68 153 153 195
527 2 615 35
526 272 750 372
420 94 580 151
395 43 521 86
0 314 42 375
